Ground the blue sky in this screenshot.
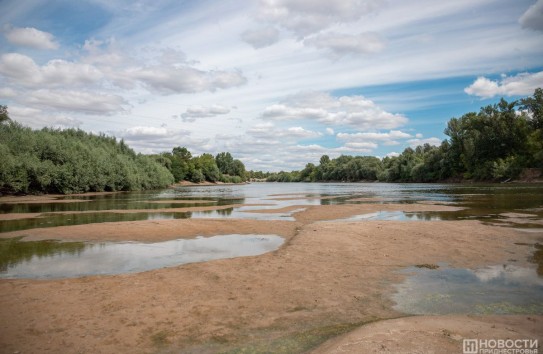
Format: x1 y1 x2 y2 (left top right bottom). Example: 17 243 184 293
0 0 542 171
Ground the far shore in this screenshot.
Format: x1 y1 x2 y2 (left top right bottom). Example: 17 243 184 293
2 178 543 201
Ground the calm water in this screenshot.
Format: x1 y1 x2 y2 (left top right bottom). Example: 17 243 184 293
393 262 543 315
2 183 543 232
0 234 283 279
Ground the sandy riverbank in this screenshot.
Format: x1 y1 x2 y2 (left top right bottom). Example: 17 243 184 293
0 202 542 353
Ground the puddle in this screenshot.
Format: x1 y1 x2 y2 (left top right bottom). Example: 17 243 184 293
0 234 283 279
333 211 446 222
392 264 543 315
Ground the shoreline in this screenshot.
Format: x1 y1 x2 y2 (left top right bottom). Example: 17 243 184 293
2 179 542 201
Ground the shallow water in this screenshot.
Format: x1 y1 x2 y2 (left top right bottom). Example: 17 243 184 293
392 262 543 315
2 183 543 233
0 234 284 279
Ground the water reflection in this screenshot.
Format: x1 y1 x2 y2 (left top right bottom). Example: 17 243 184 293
0 234 284 279
0 237 86 272
0 212 193 233
392 264 543 315
335 211 446 222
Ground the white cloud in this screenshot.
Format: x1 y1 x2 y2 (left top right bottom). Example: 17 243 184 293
7 106 82 128
343 141 378 150
248 122 322 140
304 32 385 56
0 53 102 88
181 104 231 122
24 89 126 115
519 0 543 31
241 26 280 48
116 126 209 154
386 152 400 157
257 0 384 37
122 126 172 138
326 127 334 135
337 130 412 148
262 91 407 130
128 65 247 95
337 130 412 142
82 38 128 67
0 87 17 98
3 25 59 50
407 137 442 147
464 71 543 98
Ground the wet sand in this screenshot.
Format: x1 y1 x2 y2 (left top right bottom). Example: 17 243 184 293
0 202 542 353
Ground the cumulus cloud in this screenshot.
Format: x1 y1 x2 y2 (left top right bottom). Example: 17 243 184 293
0 53 102 88
258 0 384 37
127 65 247 95
0 87 17 98
82 37 128 66
0 51 246 96
519 0 543 31
241 26 280 48
248 122 322 140
116 125 208 153
180 104 231 122
262 91 407 130
122 126 173 138
3 25 59 50
338 130 412 147
24 89 126 115
337 130 412 142
464 71 543 98
407 137 442 147
304 32 385 56
7 106 82 128
343 141 378 150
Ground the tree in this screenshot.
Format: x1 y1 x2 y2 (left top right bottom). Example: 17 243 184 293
0 105 11 124
519 88 543 129
193 153 221 182
320 155 330 165
231 159 246 179
170 147 192 182
215 152 234 174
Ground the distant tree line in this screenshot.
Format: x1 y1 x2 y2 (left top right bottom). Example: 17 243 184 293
152 149 247 184
0 107 248 194
267 89 543 183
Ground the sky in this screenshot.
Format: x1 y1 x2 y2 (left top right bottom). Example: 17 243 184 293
0 0 542 172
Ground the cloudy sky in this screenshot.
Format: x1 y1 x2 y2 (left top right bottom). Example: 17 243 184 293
1 0 542 171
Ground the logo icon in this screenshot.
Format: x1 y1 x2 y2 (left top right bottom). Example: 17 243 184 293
463 339 478 354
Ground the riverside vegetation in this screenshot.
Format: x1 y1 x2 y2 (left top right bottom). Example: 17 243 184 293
1 89 541 194
0 109 247 194
267 89 543 183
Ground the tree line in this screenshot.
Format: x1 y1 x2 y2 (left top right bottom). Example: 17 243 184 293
0 109 247 194
267 89 543 183
151 149 246 184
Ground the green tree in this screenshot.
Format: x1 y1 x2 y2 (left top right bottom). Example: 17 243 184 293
0 105 10 124
215 152 234 174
